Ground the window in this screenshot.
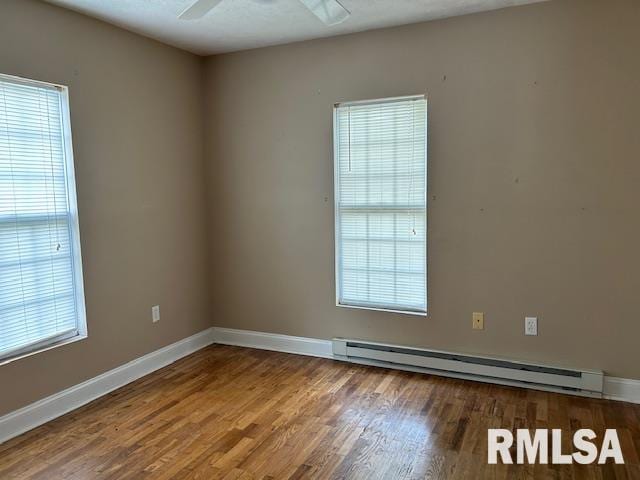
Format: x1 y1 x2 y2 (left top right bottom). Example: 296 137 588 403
334 96 427 315
0 73 86 362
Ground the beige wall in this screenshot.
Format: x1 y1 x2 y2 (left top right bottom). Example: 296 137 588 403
1 0 639 418
204 0 640 379
0 0 210 416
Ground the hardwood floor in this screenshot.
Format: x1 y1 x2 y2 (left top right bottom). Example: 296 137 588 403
0 345 639 479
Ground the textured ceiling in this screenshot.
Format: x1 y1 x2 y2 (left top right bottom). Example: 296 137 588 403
44 0 548 55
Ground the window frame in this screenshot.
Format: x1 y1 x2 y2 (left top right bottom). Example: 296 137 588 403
333 94 428 316
0 73 87 365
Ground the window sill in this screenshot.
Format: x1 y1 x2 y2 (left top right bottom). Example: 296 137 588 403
337 302 428 317
0 333 87 367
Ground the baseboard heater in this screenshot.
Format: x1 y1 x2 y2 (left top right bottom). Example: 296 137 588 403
332 338 603 398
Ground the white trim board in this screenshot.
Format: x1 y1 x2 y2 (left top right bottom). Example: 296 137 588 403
212 327 333 359
603 376 640 404
0 328 214 445
211 327 640 405
2 326 638 446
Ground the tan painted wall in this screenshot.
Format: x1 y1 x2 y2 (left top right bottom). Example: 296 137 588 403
1 0 639 418
204 0 640 379
0 0 211 416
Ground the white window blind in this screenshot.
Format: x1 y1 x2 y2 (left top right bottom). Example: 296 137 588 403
334 96 427 314
0 74 86 362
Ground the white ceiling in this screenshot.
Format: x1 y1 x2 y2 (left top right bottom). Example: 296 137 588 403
44 0 547 56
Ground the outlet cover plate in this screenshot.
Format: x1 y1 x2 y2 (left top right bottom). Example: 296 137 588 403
472 312 484 330
525 316 537 336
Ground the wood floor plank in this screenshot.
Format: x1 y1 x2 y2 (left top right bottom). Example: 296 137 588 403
0 345 639 479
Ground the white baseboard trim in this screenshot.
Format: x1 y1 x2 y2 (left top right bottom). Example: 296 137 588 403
2 327 638 446
212 327 333 359
212 327 640 405
0 328 214 445
603 376 640 404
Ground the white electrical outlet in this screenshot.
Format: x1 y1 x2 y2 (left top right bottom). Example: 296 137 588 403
152 305 160 323
525 317 537 336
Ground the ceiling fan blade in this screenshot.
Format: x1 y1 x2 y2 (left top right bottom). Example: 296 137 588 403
299 0 350 26
179 0 224 20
